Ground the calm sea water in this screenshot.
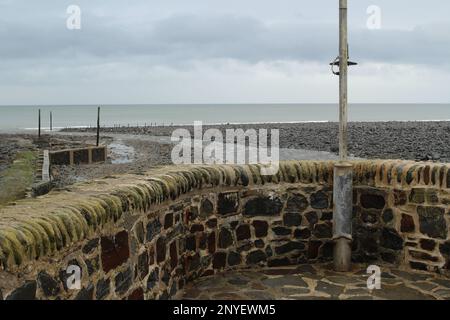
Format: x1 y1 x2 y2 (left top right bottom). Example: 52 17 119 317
0 104 449 132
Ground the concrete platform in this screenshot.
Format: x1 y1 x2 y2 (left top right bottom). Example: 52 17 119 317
179 263 450 300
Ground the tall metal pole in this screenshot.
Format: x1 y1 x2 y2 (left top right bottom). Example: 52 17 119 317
96 106 101 146
339 0 348 161
50 111 53 131
333 0 353 272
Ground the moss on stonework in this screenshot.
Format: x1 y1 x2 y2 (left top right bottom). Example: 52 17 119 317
0 229 26 266
438 165 446 187
0 160 448 270
16 223 45 259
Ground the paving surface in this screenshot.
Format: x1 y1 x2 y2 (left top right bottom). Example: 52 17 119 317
179 263 450 300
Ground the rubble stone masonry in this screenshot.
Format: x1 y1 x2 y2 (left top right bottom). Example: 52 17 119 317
0 160 449 300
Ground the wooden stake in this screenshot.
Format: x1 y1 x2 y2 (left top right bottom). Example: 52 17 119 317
38 109 41 138
96 107 101 146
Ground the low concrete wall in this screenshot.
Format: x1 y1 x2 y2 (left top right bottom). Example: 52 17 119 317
0 160 449 300
49 146 107 166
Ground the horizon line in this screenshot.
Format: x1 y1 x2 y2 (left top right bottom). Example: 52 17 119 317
0 102 449 107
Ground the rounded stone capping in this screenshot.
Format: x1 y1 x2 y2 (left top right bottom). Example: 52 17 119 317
0 160 448 271
334 161 353 168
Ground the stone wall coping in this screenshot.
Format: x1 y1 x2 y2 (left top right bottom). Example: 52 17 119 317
0 160 448 271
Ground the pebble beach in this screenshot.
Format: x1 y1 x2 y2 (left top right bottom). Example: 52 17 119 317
1 121 449 190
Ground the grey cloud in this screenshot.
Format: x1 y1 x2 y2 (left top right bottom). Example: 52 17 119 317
1 0 450 104
152 14 264 44
351 23 450 66
0 12 449 68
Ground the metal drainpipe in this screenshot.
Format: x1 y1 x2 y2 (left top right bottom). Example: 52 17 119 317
333 0 353 272
333 163 353 271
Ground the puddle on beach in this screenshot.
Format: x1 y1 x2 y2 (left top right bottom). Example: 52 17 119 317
106 138 358 165
108 141 136 164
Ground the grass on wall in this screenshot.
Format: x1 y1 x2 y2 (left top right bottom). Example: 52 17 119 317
0 151 36 207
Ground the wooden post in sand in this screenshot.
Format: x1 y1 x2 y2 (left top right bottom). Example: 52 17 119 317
38 109 41 138
96 106 101 146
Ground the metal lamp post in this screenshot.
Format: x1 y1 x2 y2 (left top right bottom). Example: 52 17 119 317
330 0 357 272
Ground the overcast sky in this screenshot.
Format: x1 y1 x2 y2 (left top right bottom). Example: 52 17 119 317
1 0 450 105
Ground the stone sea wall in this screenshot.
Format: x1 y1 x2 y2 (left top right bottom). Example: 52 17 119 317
0 160 449 300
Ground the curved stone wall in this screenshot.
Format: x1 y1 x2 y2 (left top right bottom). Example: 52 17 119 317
0 160 449 300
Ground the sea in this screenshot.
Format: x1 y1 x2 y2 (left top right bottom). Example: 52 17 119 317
0 104 449 132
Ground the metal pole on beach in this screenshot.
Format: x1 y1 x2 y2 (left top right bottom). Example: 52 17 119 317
50 111 53 131
96 107 101 146
333 0 353 272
